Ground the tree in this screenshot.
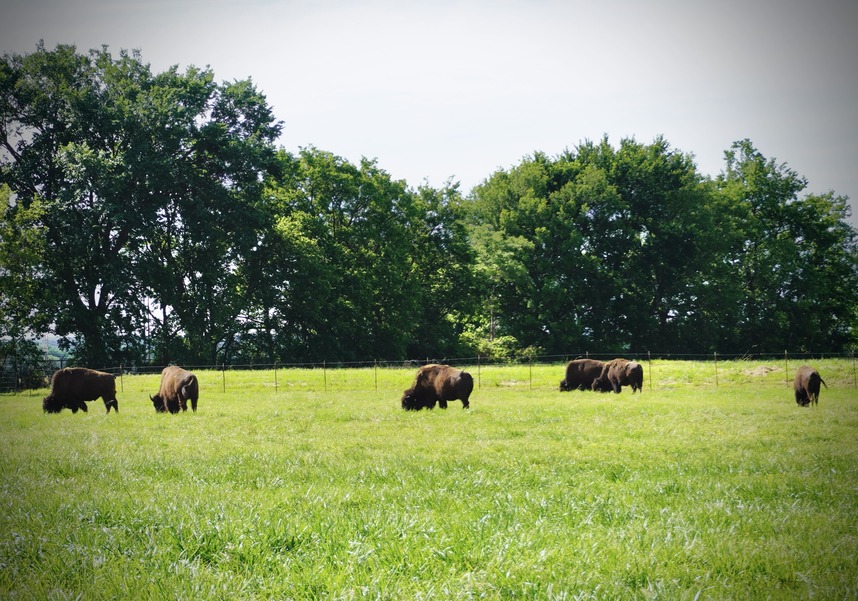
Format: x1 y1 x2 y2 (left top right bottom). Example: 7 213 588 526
717 140 858 352
135 73 282 365
0 184 49 374
1 43 281 365
238 149 477 362
603 137 729 352
1 43 145 365
401 182 476 358
465 137 762 354
236 149 335 363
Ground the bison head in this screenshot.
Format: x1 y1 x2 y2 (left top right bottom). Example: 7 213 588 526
559 379 571 392
401 393 421 410
401 389 435 411
42 393 62 413
150 394 167 413
591 376 613 393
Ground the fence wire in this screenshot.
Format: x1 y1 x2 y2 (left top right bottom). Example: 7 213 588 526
3 351 857 394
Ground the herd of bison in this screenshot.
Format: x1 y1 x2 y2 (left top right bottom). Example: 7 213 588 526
40 358 828 414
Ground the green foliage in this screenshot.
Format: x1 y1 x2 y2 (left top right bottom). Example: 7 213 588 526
717 140 858 351
1 363 856 598
0 184 47 347
2 44 856 365
465 137 858 355
238 149 475 362
1 43 281 366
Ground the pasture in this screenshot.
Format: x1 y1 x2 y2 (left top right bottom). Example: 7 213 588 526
1 360 856 599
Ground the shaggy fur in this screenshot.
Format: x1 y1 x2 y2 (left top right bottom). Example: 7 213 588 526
592 358 644 394
401 364 473 410
42 367 119 413
150 366 199 413
559 359 606 391
794 365 826 407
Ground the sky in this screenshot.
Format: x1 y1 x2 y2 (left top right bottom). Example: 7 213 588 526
3 0 857 226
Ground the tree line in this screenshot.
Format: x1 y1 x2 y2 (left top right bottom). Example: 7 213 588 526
2 43 857 369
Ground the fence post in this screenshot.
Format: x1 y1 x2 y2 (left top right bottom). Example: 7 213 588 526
120 365 124 393
647 351 652 391
714 352 718 388
784 350 789 388
374 360 378 392
477 355 481 389
323 361 327 392
222 363 226 393
529 355 532 390
852 349 858 388
274 361 278 393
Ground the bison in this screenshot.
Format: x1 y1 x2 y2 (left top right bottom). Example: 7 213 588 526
592 358 644 394
401 364 473 410
42 367 119 414
150 366 199 413
794 365 826 407
559 359 606 391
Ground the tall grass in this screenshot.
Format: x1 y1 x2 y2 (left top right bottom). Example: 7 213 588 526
1 361 856 599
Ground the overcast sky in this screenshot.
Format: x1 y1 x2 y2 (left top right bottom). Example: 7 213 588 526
3 0 857 225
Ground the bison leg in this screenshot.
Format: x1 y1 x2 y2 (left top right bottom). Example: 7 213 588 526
439 399 448 409
78 400 88 412
180 384 197 412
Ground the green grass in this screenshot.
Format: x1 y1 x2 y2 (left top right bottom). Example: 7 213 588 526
1 361 856 599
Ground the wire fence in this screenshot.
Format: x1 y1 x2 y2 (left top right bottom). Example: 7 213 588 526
3 351 857 394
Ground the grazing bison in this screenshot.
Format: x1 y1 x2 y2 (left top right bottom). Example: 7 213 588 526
401 364 473 410
42 367 119 414
794 365 826 407
559 359 606 391
592 358 644 394
150 366 199 413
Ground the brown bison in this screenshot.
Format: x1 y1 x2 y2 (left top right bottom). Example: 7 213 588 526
150 366 199 413
401 364 473 410
794 365 826 407
42 367 119 413
592 358 644 394
559 358 606 391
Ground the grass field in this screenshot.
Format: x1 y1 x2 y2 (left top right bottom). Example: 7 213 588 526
1 360 856 599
